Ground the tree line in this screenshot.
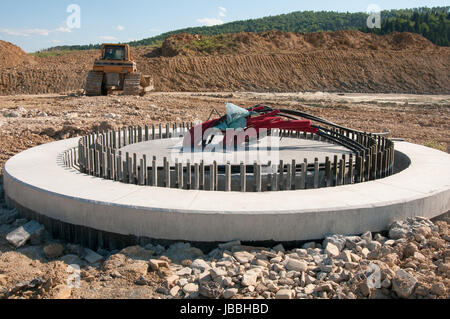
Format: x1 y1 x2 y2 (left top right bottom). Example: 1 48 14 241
43 6 449 52
362 7 449 46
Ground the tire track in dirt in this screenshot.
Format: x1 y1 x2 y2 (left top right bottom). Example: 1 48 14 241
146 51 449 94
0 31 449 95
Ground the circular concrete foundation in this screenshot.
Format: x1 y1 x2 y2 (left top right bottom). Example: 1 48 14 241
4 137 450 248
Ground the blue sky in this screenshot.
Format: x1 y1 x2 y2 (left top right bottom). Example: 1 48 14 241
0 0 447 52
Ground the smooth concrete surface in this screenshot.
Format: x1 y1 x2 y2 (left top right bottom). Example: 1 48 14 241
119 136 353 166
4 138 450 242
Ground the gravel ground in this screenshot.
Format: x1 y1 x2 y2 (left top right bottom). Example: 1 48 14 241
0 184 448 299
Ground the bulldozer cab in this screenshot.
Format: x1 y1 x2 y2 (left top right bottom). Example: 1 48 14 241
101 44 131 61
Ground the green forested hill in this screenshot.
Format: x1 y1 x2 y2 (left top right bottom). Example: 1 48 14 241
44 6 449 52
127 11 368 46
362 7 449 46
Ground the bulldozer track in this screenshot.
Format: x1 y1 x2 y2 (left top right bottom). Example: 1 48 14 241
85 71 104 96
123 72 141 96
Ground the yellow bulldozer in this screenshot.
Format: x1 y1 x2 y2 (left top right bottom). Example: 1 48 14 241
85 43 153 96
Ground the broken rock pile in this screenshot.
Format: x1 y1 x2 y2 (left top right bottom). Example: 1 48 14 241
0 176 448 299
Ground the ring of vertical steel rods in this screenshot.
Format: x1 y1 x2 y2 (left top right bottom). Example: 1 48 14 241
62 109 395 192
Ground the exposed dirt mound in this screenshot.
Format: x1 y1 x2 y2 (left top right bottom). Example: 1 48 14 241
161 31 438 56
137 51 449 93
0 49 97 95
0 31 448 95
0 40 35 68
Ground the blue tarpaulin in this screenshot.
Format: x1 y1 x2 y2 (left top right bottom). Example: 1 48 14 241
215 103 250 130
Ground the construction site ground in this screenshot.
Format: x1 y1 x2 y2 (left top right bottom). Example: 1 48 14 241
0 30 449 300
0 91 448 175
1 31 449 96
